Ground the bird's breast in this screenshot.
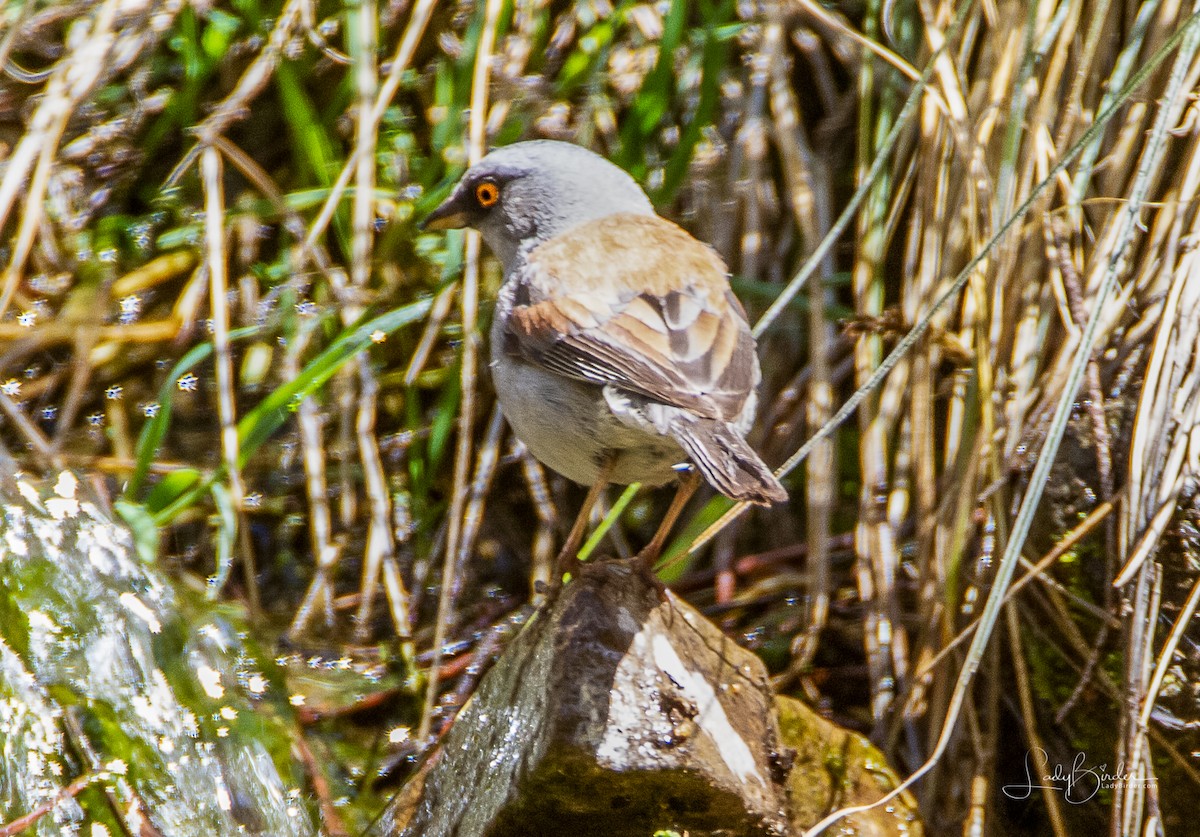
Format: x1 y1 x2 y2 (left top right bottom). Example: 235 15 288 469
488 329 681 487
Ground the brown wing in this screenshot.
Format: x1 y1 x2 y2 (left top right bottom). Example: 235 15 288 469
504 213 758 423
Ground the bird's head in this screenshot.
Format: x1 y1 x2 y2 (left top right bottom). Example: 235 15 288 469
421 141 654 271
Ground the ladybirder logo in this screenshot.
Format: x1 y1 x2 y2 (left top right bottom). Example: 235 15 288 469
1002 748 1157 803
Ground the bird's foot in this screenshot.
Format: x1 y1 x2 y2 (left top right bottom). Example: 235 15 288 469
631 549 669 600
549 544 584 588
631 545 659 576
546 550 669 601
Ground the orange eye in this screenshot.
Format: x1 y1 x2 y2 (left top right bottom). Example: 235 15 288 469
475 181 500 207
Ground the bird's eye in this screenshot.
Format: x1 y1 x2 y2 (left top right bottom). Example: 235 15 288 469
475 181 500 207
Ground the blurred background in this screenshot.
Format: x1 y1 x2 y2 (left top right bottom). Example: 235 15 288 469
2 0 1200 834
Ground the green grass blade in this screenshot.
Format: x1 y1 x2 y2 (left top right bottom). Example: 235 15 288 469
236 298 432 467
577 483 641 562
127 325 262 498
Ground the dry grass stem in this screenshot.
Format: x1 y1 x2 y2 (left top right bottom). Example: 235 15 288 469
418 0 503 743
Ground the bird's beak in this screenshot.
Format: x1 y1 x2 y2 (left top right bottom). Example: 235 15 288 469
420 190 471 231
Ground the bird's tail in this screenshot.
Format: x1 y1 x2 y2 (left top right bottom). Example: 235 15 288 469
670 416 787 505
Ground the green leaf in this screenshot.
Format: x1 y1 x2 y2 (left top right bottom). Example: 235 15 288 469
424 359 461 473
201 9 242 62
557 20 615 93
577 483 641 562
653 0 735 203
114 500 161 564
127 326 261 499
143 469 203 516
275 63 339 188
236 299 433 467
657 493 734 583
619 0 688 165
208 482 237 599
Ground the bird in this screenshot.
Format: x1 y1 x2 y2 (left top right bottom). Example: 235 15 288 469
422 140 786 576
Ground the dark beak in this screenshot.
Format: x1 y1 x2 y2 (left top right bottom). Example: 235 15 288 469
420 189 471 231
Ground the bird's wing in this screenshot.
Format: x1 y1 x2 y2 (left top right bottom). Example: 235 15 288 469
502 213 758 423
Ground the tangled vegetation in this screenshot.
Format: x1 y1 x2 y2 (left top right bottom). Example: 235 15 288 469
2 0 1200 834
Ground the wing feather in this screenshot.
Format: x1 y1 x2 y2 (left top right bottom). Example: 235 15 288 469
502 214 759 423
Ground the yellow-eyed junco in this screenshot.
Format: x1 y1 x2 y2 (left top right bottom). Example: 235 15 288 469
423 141 786 570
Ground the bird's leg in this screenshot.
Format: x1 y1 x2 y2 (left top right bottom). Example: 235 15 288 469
553 454 615 577
633 468 702 576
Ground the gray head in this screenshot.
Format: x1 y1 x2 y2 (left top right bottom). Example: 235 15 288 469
421 141 654 271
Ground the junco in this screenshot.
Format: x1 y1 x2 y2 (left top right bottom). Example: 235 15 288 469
423 141 786 571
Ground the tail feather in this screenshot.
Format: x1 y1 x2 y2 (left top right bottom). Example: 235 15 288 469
671 416 787 505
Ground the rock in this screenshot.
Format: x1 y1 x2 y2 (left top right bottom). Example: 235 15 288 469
385 558 926 837
0 471 319 836
777 695 923 836
385 560 792 837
